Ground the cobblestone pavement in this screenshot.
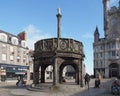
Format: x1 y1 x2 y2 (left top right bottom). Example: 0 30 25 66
0 78 118 96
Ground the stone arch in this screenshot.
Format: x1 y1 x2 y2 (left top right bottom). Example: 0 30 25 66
41 64 53 83
33 38 85 87
59 61 79 84
109 63 119 77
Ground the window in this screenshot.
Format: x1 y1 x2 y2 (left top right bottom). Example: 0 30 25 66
17 48 21 53
2 54 6 61
23 42 25 47
23 50 26 54
10 46 14 52
17 57 20 62
107 43 110 49
1 35 6 41
96 53 98 58
0 33 7 42
95 61 98 68
100 53 103 58
13 39 16 44
10 55 14 61
112 34 116 38
11 37 18 45
21 40 26 47
2 44 6 51
111 42 115 49
108 52 111 58
47 72 49 74
100 61 103 68
112 51 116 57
23 58 26 63
1 35 7 42
100 45 104 50
111 18 117 25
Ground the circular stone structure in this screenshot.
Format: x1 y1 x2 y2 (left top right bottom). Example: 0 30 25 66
33 8 85 88
33 38 85 87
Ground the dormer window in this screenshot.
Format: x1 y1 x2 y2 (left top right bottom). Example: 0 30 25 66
21 40 26 47
0 33 7 42
11 37 18 45
1 35 6 41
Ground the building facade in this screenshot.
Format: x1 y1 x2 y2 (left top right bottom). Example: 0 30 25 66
93 0 120 78
0 30 29 81
28 50 34 80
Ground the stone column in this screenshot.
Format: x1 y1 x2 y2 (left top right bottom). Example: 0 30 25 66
105 67 109 78
118 64 120 77
79 59 83 87
41 67 45 83
27 66 30 82
33 72 39 84
76 69 79 84
56 8 62 39
53 57 58 86
33 63 39 84
59 69 62 83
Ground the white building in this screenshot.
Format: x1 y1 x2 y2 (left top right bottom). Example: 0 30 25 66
93 0 120 78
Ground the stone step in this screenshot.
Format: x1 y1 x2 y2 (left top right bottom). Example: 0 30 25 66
27 83 53 92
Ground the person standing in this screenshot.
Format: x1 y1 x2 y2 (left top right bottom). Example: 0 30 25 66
94 77 100 88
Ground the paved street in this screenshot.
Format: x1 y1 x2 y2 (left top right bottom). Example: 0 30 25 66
0 78 118 96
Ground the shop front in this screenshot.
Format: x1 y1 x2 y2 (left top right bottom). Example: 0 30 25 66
0 64 28 81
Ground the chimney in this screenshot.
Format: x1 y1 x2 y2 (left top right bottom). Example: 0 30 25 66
18 31 27 41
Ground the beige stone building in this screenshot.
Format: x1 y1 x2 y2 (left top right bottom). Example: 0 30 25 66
0 30 29 81
93 0 120 78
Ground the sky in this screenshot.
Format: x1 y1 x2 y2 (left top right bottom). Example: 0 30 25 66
0 0 119 75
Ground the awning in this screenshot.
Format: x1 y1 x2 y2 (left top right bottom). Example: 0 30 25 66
15 72 26 75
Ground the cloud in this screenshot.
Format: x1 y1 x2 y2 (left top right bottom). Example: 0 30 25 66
82 33 93 39
24 24 40 34
24 24 51 50
110 0 118 4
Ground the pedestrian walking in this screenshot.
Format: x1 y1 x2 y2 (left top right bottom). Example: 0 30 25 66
84 73 90 89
